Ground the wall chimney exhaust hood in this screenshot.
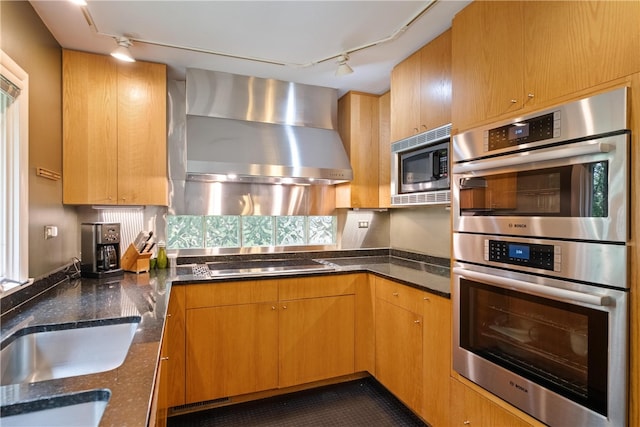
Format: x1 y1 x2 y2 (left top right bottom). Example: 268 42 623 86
185 69 353 184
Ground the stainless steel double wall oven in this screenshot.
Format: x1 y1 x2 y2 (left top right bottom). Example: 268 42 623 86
451 88 630 427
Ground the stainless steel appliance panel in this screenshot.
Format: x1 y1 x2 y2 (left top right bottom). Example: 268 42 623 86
453 87 627 162
452 132 629 242
452 263 628 427
453 233 627 289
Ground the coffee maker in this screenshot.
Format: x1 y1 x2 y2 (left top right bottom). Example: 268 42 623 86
81 222 124 278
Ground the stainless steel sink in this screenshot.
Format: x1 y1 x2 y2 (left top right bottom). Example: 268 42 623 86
0 316 140 386
0 389 110 427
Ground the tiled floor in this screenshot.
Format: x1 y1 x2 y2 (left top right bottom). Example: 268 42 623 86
168 377 427 427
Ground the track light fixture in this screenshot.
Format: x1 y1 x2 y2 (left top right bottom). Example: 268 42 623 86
335 54 353 76
111 37 136 62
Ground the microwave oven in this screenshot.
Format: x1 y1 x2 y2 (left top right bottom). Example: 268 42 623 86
391 123 451 206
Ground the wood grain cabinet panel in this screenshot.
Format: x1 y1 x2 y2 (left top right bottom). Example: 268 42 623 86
375 298 423 412
62 51 118 204
378 91 392 208
186 302 279 403
419 29 452 132
421 294 451 427
154 286 186 427
450 377 543 427
336 91 381 208
279 295 355 388
451 1 524 131
390 51 421 142
524 1 640 107
452 1 640 131
62 49 167 205
391 29 452 141
182 275 357 404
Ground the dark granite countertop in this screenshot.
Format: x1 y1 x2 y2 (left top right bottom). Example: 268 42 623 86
0 249 449 426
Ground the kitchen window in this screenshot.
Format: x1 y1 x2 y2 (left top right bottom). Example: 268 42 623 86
0 50 29 290
167 215 337 249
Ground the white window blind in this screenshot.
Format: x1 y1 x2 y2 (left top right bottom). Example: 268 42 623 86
1 50 29 291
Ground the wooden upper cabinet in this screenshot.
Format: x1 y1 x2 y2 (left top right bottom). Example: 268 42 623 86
117 60 168 205
336 91 380 208
452 1 640 131
451 1 524 131
419 29 452 132
63 51 118 204
391 29 452 142
63 50 168 205
524 1 640 106
378 91 392 208
390 51 421 141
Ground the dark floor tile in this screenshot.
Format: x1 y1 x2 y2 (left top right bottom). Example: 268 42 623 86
168 377 426 427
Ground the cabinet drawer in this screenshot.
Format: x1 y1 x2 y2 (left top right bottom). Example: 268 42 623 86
185 280 278 309
374 276 425 314
279 275 356 301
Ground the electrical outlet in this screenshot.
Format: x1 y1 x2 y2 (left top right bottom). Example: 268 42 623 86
44 225 58 239
358 221 369 229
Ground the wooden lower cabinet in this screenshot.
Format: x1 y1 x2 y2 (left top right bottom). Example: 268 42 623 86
375 294 424 412
186 302 279 403
422 294 451 427
450 377 535 427
182 276 357 405
279 295 355 387
154 286 186 427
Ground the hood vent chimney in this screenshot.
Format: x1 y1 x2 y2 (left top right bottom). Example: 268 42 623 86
185 69 352 184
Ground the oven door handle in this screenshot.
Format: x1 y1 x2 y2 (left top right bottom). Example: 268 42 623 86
452 141 611 174
453 267 611 307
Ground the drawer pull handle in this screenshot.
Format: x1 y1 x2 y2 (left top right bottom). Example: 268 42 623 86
414 320 421 324
161 357 169 361
463 421 471 426
392 292 399 297
271 306 276 310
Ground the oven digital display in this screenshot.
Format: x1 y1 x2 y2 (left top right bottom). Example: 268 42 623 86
508 244 530 260
508 124 530 140
488 240 557 271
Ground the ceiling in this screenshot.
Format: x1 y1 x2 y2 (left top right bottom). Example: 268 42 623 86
30 0 470 96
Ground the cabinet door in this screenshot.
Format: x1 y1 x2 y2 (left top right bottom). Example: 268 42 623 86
375 298 423 412
452 1 524 131
336 92 380 208
165 286 186 407
185 303 278 403
117 60 168 205
378 91 392 209
391 51 421 141
451 378 533 427
420 29 452 131
525 1 640 106
62 50 118 204
279 295 355 387
422 295 451 427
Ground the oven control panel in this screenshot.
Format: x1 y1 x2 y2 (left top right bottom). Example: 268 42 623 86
485 239 560 271
484 111 560 152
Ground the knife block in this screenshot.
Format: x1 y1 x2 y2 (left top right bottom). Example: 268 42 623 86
121 243 152 274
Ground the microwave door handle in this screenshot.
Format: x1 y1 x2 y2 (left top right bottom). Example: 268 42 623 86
453 267 611 307
452 141 612 174
432 151 440 179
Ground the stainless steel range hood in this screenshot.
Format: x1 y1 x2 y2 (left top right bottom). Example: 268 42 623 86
185 69 352 184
